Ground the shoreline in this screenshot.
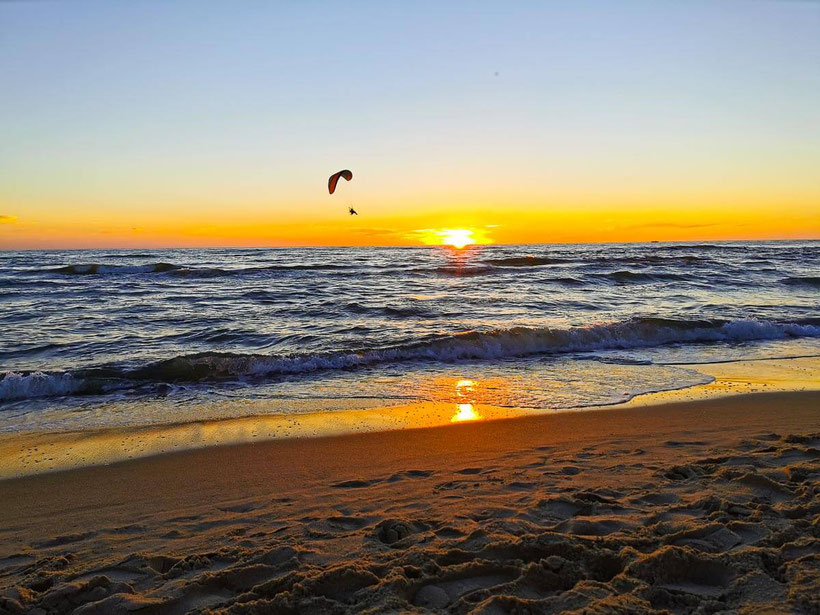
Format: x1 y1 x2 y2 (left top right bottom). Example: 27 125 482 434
3 389 819 532
0 355 817 480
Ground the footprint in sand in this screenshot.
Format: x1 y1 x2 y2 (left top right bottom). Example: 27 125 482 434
375 519 420 545
326 515 370 532
455 467 483 475
331 479 376 489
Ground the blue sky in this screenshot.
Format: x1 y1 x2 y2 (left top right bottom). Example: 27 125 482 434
1 1 818 247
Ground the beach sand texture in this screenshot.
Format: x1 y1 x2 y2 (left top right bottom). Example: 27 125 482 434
1 391 818 614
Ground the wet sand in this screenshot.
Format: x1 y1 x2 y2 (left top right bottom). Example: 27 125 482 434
2 356 817 480
1 390 818 614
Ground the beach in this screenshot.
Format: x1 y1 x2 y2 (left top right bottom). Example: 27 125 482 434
1 244 818 613
1 377 818 613
3 0 819 611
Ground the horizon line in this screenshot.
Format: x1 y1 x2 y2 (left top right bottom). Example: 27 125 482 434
1 236 818 253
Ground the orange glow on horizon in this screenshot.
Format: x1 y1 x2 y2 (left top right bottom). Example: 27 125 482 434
1 201 817 250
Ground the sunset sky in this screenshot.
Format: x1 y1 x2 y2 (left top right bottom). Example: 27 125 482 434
1 1 818 249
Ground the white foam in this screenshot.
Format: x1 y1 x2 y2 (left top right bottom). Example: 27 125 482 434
0 372 83 402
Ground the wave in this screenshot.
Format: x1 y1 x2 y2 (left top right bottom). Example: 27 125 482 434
662 243 750 251
100 252 159 259
551 276 586 286
433 265 495 276
781 276 820 288
598 270 689 283
483 256 566 267
3 317 818 402
1 343 66 359
480 255 704 269
586 255 706 267
51 263 181 275
344 301 430 318
0 372 92 401
432 263 701 280
43 262 354 277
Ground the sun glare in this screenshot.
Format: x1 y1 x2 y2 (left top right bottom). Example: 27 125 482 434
413 227 494 249
440 229 474 249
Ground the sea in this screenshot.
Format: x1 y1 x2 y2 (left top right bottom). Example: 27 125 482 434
1 241 818 436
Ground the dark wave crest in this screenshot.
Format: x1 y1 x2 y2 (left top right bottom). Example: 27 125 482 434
51 263 181 275
600 270 689 283
781 276 820 288
43 262 354 277
483 256 567 267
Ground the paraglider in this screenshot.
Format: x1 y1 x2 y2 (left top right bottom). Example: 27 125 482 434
328 170 353 195
328 169 358 216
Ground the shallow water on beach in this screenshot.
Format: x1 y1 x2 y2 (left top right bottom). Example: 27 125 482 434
0 241 818 434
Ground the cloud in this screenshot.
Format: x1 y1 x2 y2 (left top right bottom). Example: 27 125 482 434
0 215 17 224
347 227 401 238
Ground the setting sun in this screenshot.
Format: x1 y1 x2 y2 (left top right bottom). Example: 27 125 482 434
441 229 474 249
415 227 494 249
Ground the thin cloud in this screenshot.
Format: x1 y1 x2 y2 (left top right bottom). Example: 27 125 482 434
0 215 17 224
347 227 402 238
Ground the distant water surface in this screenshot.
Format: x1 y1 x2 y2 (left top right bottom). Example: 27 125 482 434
0 241 817 434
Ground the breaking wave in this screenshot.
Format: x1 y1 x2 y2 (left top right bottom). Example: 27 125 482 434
2 317 818 402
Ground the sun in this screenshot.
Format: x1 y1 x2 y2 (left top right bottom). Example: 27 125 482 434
413 226 493 248
439 229 474 249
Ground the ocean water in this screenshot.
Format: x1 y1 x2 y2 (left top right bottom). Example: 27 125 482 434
0 241 818 434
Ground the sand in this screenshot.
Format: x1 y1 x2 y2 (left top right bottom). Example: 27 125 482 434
0 390 818 614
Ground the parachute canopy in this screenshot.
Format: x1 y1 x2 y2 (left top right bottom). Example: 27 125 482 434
328 169 353 195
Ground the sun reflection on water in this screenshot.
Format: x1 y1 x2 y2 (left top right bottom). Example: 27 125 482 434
451 378 482 422
456 379 477 393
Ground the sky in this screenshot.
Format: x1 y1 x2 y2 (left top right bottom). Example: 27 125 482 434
1 0 818 249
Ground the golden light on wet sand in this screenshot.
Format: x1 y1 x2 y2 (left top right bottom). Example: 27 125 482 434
451 403 482 423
